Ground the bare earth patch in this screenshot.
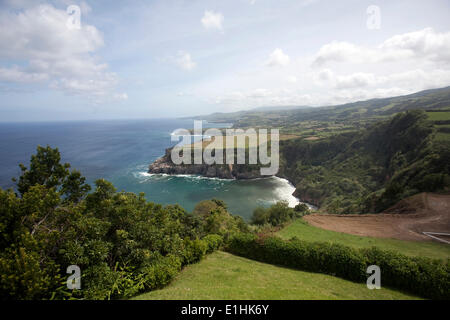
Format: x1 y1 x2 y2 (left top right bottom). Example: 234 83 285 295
304 136 320 141
304 193 450 242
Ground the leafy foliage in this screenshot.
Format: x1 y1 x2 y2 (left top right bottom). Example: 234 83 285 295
193 199 248 240
227 233 450 300
0 146 231 300
279 110 450 213
250 200 309 226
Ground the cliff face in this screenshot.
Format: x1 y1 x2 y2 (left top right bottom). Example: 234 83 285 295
148 148 264 179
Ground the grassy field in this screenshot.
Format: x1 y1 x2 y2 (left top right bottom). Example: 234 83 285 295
427 111 450 121
278 219 450 261
434 132 450 142
133 251 420 300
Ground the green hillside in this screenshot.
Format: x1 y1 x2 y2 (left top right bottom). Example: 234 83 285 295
279 110 450 213
278 219 450 261
195 86 450 130
133 251 420 300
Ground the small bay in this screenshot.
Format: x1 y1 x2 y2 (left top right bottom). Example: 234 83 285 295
0 119 299 220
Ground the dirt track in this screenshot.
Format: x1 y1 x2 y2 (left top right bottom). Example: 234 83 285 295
304 193 450 242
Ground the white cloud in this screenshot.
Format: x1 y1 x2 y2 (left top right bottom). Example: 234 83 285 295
315 68 450 91
287 76 298 83
201 10 224 31
313 28 450 66
335 72 377 89
0 4 125 100
248 0 317 7
248 88 272 98
0 67 49 83
114 93 128 100
215 88 313 109
316 68 334 82
266 49 290 67
175 51 196 71
380 28 450 64
313 41 379 65
332 87 412 104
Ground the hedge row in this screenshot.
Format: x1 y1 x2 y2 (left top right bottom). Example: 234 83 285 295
181 234 224 265
106 234 224 299
139 254 183 292
203 234 224 254
434 120 450 125
226 233 450 299
437 127 450 133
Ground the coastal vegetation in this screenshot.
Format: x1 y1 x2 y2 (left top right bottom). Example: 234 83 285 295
226 233 449 300
157 87 450 214
1 144 449 300
133 251 420 300
278 219 449 261
195 86 450 132
250 201 309 226
2 88 450 300
278 109 450 213
0 146 244 300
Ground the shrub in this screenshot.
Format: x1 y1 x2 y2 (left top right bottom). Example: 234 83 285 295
226 234 449 299
181 239 208 265
250 207 269 225
203 234 223 253
140 255 182 292
250 201 308 226
361 247 450 300
0 146 229 300
294 203 309 213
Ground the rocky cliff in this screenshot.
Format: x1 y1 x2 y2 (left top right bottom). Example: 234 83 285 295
148 148 264 179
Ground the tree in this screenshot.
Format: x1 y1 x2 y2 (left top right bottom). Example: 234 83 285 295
250 207 269 225
14 145 90 202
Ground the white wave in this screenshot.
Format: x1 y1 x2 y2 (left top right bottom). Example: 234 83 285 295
169 131 210 139
270 176 301 208
133 171 232 182
139 172 154 177
168 174 232 182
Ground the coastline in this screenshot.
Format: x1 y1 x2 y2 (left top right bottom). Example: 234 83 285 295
147 147 312 209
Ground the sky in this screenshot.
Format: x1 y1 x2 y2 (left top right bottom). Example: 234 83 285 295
0 0 449 121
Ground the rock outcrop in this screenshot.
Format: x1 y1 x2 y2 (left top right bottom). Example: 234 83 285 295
148 148 264 179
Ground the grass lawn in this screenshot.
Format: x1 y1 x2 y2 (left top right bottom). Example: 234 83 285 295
278 219 450 261
132 251 420 300
434 132 450 142
427 111 450 121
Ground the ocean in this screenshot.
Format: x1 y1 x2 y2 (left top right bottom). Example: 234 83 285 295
0 119 299 220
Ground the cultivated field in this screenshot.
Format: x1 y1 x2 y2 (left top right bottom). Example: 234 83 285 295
278 194 450 261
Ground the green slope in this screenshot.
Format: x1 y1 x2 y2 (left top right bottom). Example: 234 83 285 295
196 86 450 128
133 251 420 300
278 219 450 261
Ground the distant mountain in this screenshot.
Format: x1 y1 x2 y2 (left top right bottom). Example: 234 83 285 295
192 86 450 127
249 105 311 112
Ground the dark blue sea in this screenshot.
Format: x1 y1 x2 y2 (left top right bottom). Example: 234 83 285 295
0 119 298 220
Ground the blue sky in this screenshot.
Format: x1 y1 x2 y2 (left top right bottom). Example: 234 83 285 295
0 0 450 121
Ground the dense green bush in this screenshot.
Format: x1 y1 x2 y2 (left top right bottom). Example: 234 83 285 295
203 234 224 253
181 239 208 265
226 233 450 299
250 201 309 226
194 199 248 240
361 247 449 300
0 146 227 300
